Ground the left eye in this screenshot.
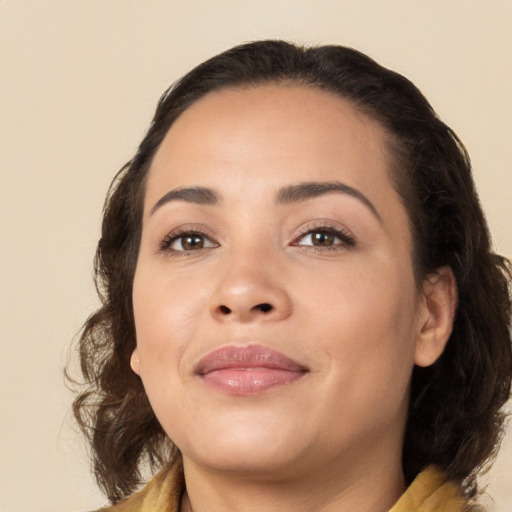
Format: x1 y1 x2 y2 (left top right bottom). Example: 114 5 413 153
294 229 354 248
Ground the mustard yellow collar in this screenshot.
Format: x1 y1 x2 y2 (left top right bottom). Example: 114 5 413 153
390 466 468 512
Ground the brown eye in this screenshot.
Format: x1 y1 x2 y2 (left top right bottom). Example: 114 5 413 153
294 227 355 249
178 235 204 250
311 231 336 246
163 232 218 252
298 230 339 247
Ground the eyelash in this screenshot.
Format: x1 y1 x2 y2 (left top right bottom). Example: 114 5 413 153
158 223 356 256
292 224 356 252
159 228 218 255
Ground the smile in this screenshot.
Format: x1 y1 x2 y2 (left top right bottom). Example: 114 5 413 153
194 344 309 396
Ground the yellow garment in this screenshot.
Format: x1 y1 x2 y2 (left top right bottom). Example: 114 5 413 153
94 464 471 512
390 466 469 512
96 462 183 512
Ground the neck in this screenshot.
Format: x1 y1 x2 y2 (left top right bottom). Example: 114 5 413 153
180 448 405 512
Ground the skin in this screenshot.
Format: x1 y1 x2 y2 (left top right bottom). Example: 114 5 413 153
131 85 456 512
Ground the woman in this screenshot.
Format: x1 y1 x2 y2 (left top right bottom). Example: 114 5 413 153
73 40 512 511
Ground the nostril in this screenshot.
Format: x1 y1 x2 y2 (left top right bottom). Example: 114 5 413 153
255 303 273 313
219 305 231 314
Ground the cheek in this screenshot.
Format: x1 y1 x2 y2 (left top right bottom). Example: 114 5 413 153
132 265 207 376
296 256 420 377
131 267 209 432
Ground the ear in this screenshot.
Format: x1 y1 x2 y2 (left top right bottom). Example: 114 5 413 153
130 347 141 375
414 267 457 368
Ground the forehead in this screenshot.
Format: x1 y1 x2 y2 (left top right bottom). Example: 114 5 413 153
145 85 398 215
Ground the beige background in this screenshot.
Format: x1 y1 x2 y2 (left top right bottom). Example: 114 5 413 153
1 1 511 511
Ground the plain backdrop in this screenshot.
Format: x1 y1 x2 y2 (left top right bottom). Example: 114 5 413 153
1 1 511 511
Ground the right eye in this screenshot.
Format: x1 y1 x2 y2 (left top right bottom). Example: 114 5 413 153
160 231 218 253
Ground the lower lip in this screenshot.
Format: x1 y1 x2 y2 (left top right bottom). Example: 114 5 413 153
201 368 305 395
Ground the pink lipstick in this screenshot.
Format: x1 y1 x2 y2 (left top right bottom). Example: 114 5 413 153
195 344 308 395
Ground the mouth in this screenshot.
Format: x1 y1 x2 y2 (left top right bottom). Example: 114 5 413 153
194 344 309 396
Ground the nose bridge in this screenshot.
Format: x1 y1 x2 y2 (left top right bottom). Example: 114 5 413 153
209 237 292 322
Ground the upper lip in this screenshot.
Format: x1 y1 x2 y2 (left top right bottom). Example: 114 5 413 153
194 344 309 375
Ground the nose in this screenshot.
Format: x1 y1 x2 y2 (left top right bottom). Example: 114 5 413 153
209 249 292 323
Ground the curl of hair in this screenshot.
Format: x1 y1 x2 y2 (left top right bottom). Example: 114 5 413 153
70 40 512 503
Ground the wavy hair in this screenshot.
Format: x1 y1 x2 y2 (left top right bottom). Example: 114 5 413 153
70 40 512 504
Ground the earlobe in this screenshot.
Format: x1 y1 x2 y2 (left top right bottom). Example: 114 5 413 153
130 348 141 375
414 267 457 368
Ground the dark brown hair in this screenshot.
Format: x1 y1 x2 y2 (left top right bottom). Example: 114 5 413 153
71 40 512 504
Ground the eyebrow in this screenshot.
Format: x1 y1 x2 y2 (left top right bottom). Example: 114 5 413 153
150 186 221 215
276 181 381 222
150 180 381 222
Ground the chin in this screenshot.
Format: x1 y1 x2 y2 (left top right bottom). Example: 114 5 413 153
176 417 309 477
186 446 304 480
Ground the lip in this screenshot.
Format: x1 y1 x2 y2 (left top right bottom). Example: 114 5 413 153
194 344 309 396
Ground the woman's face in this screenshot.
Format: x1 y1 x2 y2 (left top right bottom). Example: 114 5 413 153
131 85 443 481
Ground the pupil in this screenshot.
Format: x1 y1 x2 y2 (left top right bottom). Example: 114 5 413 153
183 235 203 250
313 231 333 246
